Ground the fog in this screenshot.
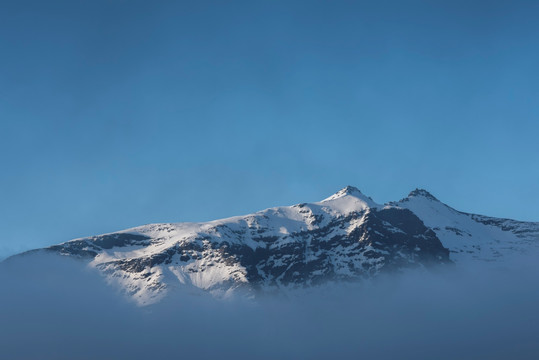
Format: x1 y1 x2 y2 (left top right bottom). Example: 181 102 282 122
1 252 539 359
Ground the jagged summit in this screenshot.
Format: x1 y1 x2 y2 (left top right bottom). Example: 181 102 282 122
341 185 363 195
322 185 376 205
326 185 363 198
406 188 439 201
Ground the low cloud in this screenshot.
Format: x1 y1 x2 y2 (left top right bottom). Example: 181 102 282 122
1 251 539 359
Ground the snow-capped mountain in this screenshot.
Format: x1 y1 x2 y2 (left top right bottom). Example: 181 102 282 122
7 186 539 306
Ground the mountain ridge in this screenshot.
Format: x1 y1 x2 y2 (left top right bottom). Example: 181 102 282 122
5 186 539 306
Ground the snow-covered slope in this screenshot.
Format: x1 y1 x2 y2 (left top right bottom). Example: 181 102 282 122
395 189 539 264
7 186 539 306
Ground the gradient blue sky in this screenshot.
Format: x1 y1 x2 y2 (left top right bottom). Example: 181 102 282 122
1 0 538 257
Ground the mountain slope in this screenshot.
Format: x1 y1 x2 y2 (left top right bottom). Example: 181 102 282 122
7 186 538 306
396 189 539 264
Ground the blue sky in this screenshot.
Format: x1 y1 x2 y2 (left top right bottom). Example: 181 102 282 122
1 0 538 257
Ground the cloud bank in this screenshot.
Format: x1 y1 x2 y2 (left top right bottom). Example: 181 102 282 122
1 252 539 359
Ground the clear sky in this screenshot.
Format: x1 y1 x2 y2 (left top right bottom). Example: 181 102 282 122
1 0 538 257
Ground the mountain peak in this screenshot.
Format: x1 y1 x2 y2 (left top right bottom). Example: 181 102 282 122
323 185 363 199
321 185 377 206
340 185 363 196
407 188 439 201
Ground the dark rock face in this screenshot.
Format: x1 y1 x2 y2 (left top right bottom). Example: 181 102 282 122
214 207 451 289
